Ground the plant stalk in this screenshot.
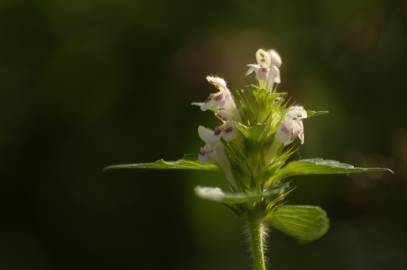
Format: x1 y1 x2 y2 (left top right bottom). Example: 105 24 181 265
248 219 267 270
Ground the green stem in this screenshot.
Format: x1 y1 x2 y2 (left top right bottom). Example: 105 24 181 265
248 219 268 270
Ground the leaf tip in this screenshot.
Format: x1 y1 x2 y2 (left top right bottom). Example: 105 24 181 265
385 168 395 174
191 102 203 107
368 167 394 174
306 110 330 119
102 165 115 172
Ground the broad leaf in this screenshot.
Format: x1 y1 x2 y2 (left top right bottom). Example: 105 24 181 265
306 110 329 119
195 183 290 204
273 158 393 181
268 205 329 243
103 159 219 172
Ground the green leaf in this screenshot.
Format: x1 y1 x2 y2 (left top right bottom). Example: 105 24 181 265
195 182 290 204
191 102 203 108
306 110 329 119
103 159 219 172
273 158 393 181
234 85 286 126
268 205 329 243
235 122 265 142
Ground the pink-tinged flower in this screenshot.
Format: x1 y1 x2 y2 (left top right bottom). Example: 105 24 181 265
246 49 282 91
206 76 228 92
219 122 237 141
198 123 237 145
198 126 221 144
201 76 239 121
275 106 307 146
285 105 307 120
197 125 237 188
198 144 215 164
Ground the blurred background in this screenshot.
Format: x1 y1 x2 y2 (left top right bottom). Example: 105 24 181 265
0 0 406 269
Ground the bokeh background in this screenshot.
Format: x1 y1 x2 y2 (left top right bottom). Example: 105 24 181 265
1 0 406 269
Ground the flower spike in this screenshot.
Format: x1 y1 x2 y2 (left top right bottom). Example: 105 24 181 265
105 47 393 270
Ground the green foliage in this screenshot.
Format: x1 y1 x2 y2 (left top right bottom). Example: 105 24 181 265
233 85 286 127
306 110 329 119
103 159 219 172
223 86 289 190
267 205 329 243
272 158 393 182
236 122 266 144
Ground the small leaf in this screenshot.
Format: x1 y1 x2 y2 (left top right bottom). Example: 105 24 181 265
306 110 329 119
268 205 329 243
191 102 203 108
235 122 265 142
273 158 393 181
103 159 219 172
195 182 290 204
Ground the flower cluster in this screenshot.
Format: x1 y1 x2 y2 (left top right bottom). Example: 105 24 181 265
197 49 308 192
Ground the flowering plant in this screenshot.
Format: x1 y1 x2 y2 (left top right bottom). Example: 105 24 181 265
105 48 392 270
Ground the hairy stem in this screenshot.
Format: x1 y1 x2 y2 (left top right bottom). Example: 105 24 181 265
248 219 268 270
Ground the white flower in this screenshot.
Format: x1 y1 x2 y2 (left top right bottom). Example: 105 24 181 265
198 123 237 145
267 66 280 89
285 105 307 120
198 144 214 163
275 119 304 145
268 49 282 67
275 106 307 146
219 122 237 141
197 124 237 187
200 91 226 111
206 76 228 92
198 141 224 164
198 126 221 144
246 48 282 91
200 76 239 121
197 139 237 189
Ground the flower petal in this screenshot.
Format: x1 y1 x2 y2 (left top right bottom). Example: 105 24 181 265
246 64 259 76
286 106 307 120
198 148 208 163
198 126 220 143
298 121 305 144
221 123 237 141
256 49 271 68
271 66 281 84
275 117 305 146
206 76 228 92
268 49 282 67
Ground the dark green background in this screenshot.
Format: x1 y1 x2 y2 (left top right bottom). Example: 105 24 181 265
0 0 406 269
